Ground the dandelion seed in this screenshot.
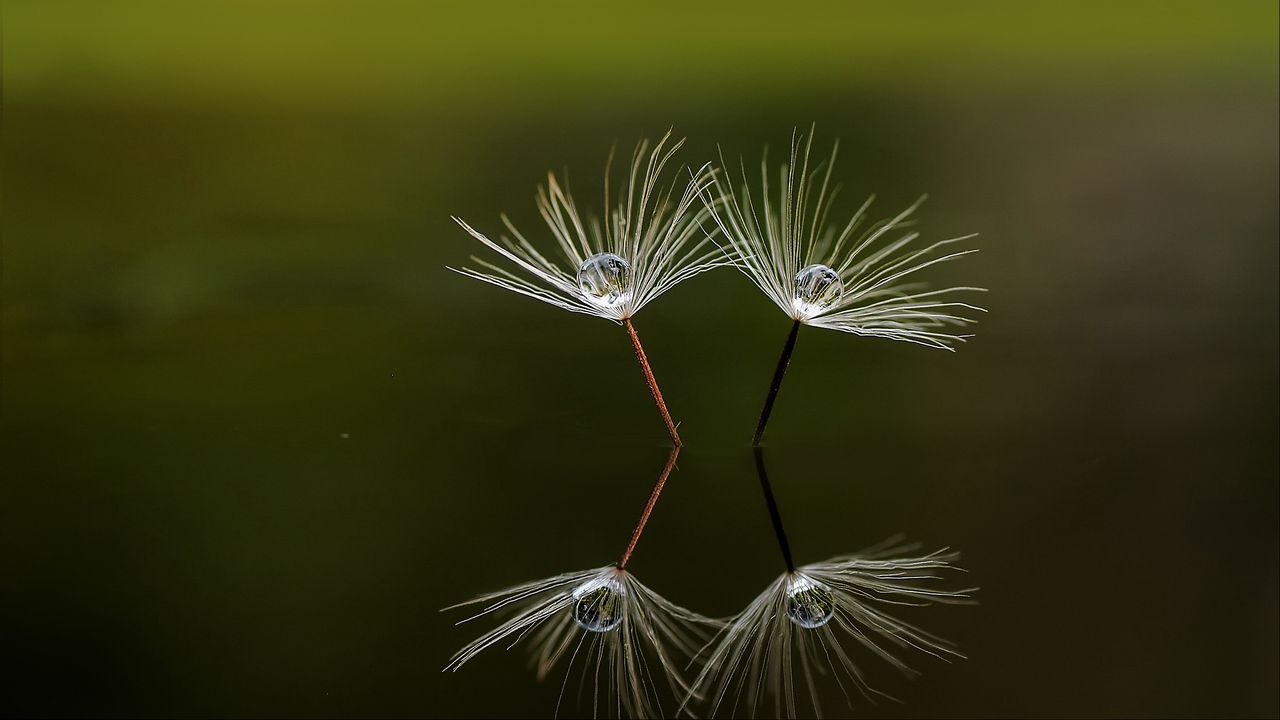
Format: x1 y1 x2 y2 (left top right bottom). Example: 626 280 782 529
450 131 732 446
684 448 974 719
702 127 986 445
445 448 720 718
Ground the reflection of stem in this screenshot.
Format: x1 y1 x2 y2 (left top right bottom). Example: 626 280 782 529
624 318 682 447
753 446 796 572
751 320 801 446
618 447 681 570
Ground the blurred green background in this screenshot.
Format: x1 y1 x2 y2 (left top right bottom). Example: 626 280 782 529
4 1 1278 717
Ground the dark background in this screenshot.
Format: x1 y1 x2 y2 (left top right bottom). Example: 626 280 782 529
4 2 1277 717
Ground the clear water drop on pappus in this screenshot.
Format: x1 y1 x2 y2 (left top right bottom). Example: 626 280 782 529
577 253 633 308
573 576 626 632
785 575 836 629
793 264 845 315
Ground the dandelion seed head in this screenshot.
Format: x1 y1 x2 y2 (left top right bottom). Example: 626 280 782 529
450 130 733 323
577 252 634 310
703 127 986 349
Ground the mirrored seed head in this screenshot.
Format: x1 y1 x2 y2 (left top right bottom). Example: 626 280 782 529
785 575 836 629
572 576 626 632
577 253 633 309
793 264 845 315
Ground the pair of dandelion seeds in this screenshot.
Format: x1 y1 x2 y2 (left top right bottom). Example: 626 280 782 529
445 130 983 718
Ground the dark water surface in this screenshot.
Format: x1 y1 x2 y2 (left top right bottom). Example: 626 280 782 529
5 3 1278 717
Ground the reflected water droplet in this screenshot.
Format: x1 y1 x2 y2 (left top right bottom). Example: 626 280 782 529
785 575 836 629
577 253 633 308
793 264 844 315
573 576 626 632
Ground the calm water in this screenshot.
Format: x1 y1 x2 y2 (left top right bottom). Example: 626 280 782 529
4 4 1278 717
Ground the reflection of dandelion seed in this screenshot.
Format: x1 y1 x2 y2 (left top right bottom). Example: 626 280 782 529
702 128 985 444
450 131 732 446
445 448 720 718
692 548 973 719
685 448 974 719
446 566 713 718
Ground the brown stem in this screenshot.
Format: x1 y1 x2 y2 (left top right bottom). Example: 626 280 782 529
623 318 682 447
618 446 680 569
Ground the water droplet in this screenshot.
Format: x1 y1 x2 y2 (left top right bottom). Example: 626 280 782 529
785 575 835 629
793 264 844 315
577 253 633 308
573 576 626 632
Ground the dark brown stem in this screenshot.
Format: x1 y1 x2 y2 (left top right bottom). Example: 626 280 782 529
751 320 801 446
623 318 682 447
619 447 680 569
753 446 796 572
